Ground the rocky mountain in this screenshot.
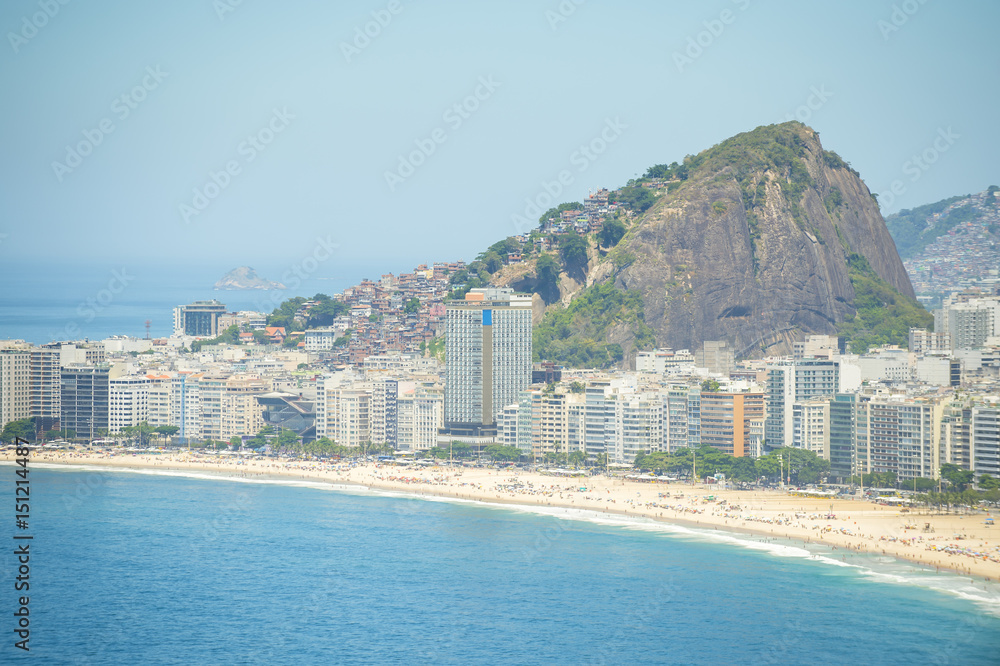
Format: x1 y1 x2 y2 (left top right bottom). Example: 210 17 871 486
490 122 931 363
885 188 998 260
214 266 285 290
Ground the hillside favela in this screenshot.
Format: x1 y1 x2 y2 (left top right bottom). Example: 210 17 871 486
3 2 1000 664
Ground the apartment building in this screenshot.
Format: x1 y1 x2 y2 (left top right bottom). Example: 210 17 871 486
444 288 532 437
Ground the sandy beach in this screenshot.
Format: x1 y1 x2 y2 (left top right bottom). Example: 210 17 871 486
11 450 1000 583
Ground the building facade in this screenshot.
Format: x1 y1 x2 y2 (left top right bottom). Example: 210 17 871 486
444 288 532 436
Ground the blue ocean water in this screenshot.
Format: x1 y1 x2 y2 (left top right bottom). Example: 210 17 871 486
0 261 397 344
4 465 1000 664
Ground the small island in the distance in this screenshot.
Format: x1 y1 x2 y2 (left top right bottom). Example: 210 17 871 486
214 266 286 290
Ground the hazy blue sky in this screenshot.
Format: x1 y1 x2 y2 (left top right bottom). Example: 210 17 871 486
1 0 997 281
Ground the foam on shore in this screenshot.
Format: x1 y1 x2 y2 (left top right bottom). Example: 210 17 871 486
13 459 1000 617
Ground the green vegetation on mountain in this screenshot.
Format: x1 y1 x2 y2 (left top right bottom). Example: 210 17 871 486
610 184 656 213
558 231 589 273
677 123 818 232
643 161 689 181
599 217 626 247
267 294 349 329
539 201 583 225
533 283 655 368
533 253 561 300
884 195 969 259
837 254 933 353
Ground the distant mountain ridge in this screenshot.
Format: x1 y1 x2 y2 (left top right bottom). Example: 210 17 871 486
886 188 999 260
214 267 286 291
887 187 1000 302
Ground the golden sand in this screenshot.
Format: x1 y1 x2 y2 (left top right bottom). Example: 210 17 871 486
12 450 1000 582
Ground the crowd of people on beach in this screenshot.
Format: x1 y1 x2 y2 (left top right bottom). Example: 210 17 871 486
13 449 999 581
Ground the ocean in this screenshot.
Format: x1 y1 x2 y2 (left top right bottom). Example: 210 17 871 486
5 464 1000 664
0 260 399 345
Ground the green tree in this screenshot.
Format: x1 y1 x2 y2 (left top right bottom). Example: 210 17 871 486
450 442 472 459
599 217 626 247
2 418 36 443
538 202 583 225
614 184 656 213
404 297 421 314
730 457 758 484
191 325 241 352
979 475 1000 491
754 455 780 482
276 429 300 452
122 422 155 447
307 299 349 327
482 251 504 274
941 463 975 492
558 232 589 273
154 425 179 445
535 253 561 301
484 444 522 462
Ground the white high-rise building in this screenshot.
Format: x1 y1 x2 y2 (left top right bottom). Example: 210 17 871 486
935 297 1000 350
765 359 839 450
396 384 444 452
109 376 150 433
0 350 31 431
444 288 532 437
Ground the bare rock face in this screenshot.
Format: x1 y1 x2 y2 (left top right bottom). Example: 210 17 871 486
608 122 914 358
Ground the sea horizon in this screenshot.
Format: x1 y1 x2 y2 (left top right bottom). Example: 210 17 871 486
0 259 422 344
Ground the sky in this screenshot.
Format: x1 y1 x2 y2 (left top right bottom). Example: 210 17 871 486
1 0 997 284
